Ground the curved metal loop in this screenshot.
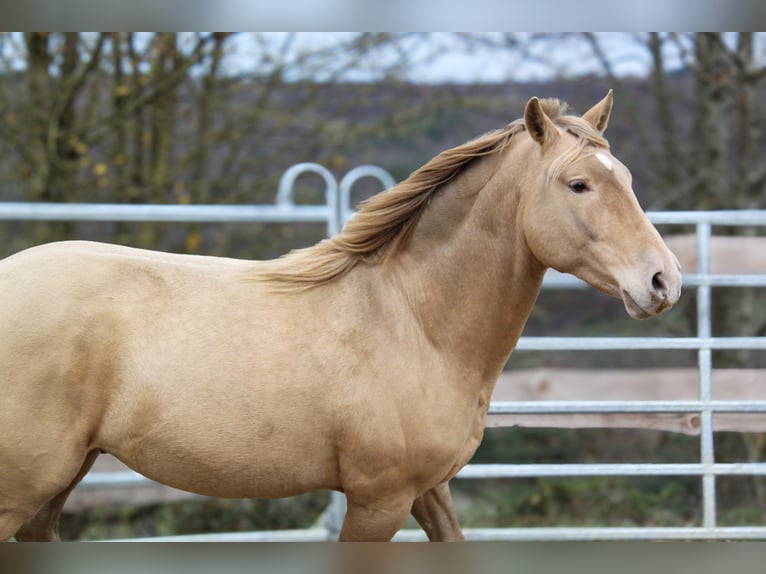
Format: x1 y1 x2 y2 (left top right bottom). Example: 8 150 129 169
276 162 340 235
338 165 396 227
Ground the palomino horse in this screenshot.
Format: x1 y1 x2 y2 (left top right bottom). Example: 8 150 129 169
0 92 681 541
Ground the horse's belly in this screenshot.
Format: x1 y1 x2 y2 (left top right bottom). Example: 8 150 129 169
97 367 340 498
105 425 340 499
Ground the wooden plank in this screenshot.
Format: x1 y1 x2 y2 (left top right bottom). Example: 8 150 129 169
488 368 766 434
664 234 766 274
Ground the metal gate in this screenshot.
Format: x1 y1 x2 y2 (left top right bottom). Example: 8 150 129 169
3 165 766 541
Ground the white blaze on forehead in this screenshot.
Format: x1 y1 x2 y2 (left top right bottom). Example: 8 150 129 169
595 152 614 171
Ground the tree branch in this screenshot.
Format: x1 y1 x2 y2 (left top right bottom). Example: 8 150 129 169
77 33 213 147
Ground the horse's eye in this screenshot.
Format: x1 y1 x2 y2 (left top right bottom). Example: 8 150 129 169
568 180 590 193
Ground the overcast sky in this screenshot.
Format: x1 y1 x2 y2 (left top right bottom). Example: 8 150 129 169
4 32 660 83
3 32 764 84
218 32 688 84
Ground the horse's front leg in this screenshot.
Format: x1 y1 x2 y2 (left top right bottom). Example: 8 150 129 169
410 481 464 541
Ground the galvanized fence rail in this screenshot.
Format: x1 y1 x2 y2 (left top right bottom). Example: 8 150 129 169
3 165 766 541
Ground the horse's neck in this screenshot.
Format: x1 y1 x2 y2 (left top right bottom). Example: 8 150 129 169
387 153 546 387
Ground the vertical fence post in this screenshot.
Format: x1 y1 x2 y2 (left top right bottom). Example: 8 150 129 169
696 222 716 529
320 491 347 540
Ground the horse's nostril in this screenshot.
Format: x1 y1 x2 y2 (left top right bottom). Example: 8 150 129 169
652 271 668 299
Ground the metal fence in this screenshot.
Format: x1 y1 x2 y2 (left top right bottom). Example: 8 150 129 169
3 165 766 541
478 210 766 541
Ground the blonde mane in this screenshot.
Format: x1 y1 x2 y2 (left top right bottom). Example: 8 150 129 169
258 99 608 291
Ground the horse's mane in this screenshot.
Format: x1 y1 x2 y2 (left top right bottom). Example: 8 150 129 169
257 98 607 291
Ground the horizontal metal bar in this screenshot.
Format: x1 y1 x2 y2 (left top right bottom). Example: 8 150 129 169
543 269 766 289
112 528 331 542
685 274 766 288
4 205 766 228
0 202 332 223
543 272 766 289
489 400 766 415
111 525 766 542
541 271 590 288
79 471 154 489
83 461 766 492
647 210 766 226
458 526 766 541
4 205 766 226
458 462 766 479
515 336 766 351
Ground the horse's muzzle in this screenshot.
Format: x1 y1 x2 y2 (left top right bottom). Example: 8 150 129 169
621 264 682 320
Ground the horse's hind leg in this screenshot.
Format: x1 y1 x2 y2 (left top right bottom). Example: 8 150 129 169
338 493 414 541
13 450 100 541
410 481 464 541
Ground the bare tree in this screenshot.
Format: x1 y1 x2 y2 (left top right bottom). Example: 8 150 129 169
647 32 681 194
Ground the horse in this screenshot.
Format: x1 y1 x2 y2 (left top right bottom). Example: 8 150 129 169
0 92 682 541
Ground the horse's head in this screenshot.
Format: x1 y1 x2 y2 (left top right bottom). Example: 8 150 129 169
516 91 682 319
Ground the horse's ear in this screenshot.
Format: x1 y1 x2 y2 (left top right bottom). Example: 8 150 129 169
582 89 613 134
524 96 559 146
